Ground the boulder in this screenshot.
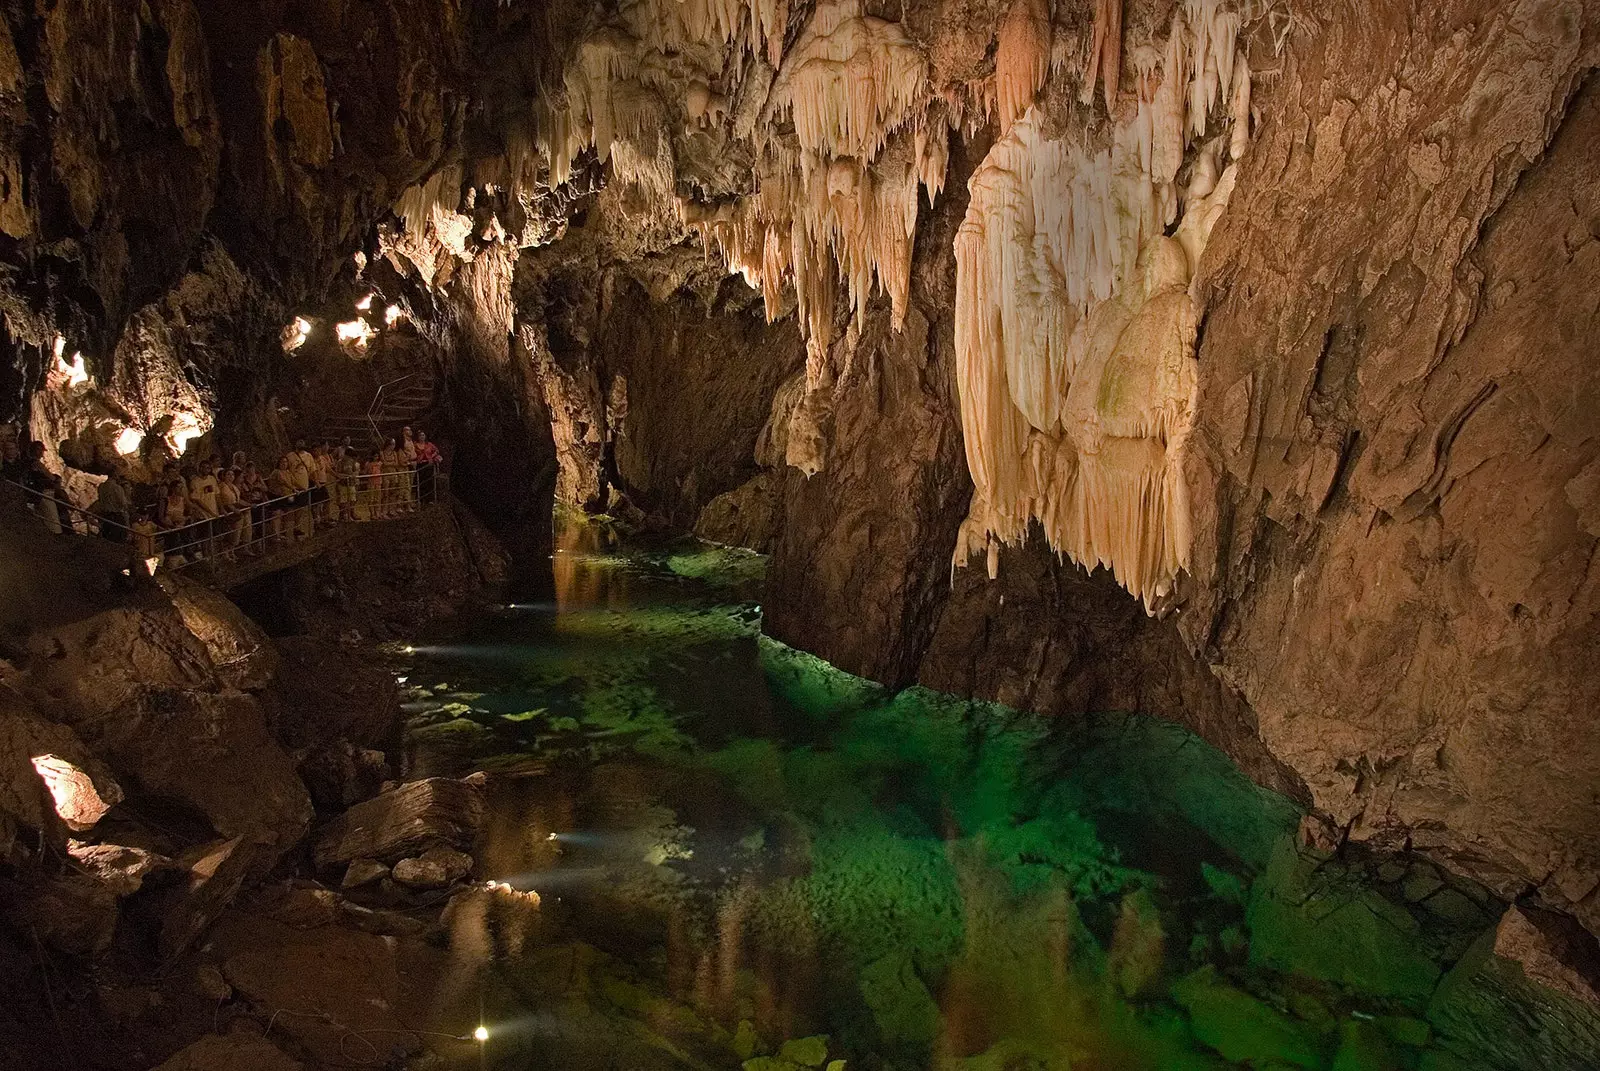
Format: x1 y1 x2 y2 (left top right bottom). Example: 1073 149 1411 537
392 846 473 889
265 637 400 750
160 837 262 961
391 855 450 889
215 912 428 1068
1492 905 1600 1011
296 741 391 813
314 777 484 869
161 575 279 691
67 840 173 896
341 858 389 889
0 871 119 955
71 688 312 864
0 690 122 844
152 1032 302 1071
695 473 782 553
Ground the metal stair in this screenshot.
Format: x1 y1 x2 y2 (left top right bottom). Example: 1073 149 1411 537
318 369 437 447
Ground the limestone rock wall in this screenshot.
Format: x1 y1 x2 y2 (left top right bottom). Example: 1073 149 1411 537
1178 0 1600 926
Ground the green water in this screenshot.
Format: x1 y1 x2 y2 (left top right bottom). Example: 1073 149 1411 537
391 520 1600 1071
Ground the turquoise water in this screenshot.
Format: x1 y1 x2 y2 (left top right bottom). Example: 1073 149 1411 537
390 519 1599 1071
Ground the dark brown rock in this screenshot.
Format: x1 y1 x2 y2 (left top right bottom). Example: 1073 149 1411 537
1494 905 1600 1012
67 841 173 897
161 576 279 692
1 871 119 956
695 472 783 553
151 1032 302 1071
314 777 484 869
266 638 400 751
392 845 473 889
160 836 261 962
1178 2 1600 925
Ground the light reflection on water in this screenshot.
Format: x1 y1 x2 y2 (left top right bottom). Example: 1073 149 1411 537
387 517 1588 1071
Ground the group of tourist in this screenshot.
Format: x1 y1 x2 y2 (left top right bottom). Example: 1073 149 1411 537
2 422 444 567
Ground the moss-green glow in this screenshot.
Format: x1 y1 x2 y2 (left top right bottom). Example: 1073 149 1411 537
391 529 1590 1071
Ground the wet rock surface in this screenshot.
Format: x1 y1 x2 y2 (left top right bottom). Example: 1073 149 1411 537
313 776 486 870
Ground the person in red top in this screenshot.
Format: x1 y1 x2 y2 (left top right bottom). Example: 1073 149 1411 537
413 431 442 503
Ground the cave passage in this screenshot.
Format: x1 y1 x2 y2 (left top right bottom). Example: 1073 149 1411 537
378 513 1537 1070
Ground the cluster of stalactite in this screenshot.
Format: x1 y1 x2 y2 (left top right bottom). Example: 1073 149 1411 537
954 0 1251 610
389 0 1256 609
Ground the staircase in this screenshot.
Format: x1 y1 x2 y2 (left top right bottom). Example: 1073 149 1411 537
319 368 438 448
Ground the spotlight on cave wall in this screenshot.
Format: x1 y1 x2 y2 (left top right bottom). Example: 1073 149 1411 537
30 754 119 830
167 411 209 456
283 317 313 353
115 427 144 456
336 318 377 351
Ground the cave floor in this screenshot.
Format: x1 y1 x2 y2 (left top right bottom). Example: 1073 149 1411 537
374 517 1596 1071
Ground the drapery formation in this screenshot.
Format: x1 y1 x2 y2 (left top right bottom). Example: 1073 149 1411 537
953 0 1251 610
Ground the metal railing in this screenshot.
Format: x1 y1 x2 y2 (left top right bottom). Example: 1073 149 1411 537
365 373 417 444
3 464 448 572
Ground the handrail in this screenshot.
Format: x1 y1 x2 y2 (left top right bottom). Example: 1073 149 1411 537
2 474 138 536
365 372 417 444
4 464 448 572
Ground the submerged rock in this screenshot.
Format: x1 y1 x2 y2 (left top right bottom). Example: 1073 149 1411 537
1171 966 1323 1069
1427 921 1600 1071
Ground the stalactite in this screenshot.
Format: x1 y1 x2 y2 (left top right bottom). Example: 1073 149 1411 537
768 0 927 163
953 2 1251 610
1081 0 1123 111
995 0 1051 134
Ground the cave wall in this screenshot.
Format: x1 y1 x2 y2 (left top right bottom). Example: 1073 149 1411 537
0 0 471 454
601 275 804 530
583 0 1599 931
1178 0 1600 925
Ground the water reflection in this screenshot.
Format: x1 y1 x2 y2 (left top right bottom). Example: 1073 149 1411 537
389 517 1594 1071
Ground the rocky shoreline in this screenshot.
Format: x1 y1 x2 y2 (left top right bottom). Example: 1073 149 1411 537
0 499 510 1070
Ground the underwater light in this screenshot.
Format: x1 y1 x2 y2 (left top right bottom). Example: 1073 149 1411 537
403 645 415 654
474 1026 489 1043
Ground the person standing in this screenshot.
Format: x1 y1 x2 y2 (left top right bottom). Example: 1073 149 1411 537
266 454 298 545
217 468 246 559
361 450 383 519
378 438 403 518
400 427 418 510
160 476 191 559
23 441 63 534
334 446 359 522
287 443 313 537
311 443 335 526
414 431 442 504
189 460 221 559
92 472 133 542
241 461 269 551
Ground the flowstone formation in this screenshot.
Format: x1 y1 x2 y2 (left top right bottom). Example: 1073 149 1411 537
952 0 1250 609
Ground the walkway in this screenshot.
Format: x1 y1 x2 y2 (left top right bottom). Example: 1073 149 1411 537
2 467 449 589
